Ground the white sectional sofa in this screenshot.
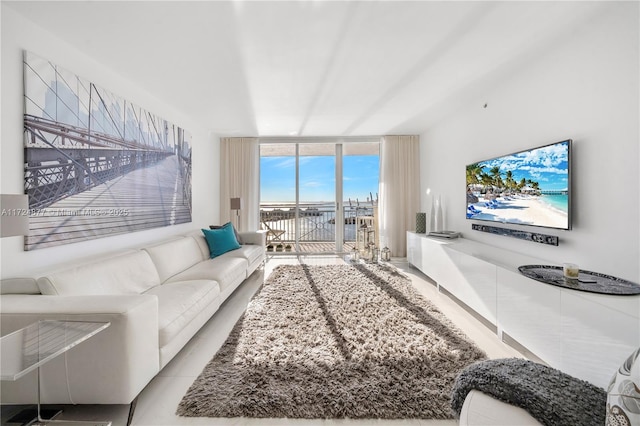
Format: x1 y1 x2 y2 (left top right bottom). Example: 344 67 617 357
0 229 265 405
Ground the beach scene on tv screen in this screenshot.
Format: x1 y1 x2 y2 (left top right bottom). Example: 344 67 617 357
466 141 570 229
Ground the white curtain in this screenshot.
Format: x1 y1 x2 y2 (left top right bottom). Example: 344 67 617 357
219 137 260 231
379 135 420 257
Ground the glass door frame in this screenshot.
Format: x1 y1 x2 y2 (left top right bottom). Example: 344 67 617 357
295 142 338 253
260 137 379 254
335 143 344 253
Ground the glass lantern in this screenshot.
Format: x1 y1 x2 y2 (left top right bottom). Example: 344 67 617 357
381 247 391 262
357 223 368 252
358 224 375 255
367 242 377 262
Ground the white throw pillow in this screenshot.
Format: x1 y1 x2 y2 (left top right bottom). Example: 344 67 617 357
606 347 640 426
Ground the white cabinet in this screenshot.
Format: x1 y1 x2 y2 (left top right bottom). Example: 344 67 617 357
406 231 640 388
406 230 424 271
442 246 497 325
560 291 640 387
407 232 498 326
407 232 449 283
496 268 562 365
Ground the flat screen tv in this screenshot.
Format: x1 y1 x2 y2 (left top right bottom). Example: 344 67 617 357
466 139 571 230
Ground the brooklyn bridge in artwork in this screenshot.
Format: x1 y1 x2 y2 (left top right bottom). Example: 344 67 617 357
23 51 192 250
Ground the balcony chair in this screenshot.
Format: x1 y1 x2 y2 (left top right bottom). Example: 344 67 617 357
261 221 286 251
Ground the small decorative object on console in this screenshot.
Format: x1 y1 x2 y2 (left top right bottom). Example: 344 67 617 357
415 212 426 233
434 195 444 232
563 263 579 279
428 230 460 239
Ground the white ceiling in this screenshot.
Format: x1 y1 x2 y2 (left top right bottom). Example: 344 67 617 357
7 1 605 137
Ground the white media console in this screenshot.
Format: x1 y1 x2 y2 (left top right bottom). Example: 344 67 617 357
406 231 640 388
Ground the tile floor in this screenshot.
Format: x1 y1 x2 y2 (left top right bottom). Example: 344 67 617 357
2 256 525 426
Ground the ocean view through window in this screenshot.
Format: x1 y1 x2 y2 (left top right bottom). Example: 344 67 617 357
260 141 380 253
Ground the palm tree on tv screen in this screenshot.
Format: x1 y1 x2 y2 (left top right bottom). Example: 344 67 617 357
489 166 503 190
466 163 483 188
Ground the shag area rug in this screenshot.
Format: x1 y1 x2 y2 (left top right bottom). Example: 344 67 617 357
176 263 487 419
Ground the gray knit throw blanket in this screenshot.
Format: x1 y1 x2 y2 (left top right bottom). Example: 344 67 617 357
451 358 607 426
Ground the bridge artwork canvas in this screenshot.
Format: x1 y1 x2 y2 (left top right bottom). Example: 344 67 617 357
22 51 192 250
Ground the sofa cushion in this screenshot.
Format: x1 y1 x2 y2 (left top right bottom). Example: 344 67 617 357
144 280 220 347
238 230 266 247
188 231 211 259
226 245 264 268
202 226 241 258
144 236 206 283
37 250 161 295
188 230 265 260
165 256 248 293
0 277 40 294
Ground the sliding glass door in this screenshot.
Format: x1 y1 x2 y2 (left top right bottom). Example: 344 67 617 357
341 143 380 252
260 144 296 252
298 143 336 252
260 139 379 254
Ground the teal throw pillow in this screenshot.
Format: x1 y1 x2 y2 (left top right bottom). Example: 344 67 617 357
209 222 242 244
202 224 241 258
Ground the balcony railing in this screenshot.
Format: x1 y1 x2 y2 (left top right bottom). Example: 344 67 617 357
260 202 375 252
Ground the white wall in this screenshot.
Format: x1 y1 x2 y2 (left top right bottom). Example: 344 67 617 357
0 5 219 278
420 3 639 282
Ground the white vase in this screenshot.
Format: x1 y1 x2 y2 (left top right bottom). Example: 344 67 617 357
429 196 436 232
435 196 443 232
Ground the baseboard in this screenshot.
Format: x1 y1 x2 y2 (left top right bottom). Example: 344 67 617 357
437 286 498 334
500 332 547 365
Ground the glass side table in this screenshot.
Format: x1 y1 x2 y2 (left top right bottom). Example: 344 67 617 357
1 320 111 426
